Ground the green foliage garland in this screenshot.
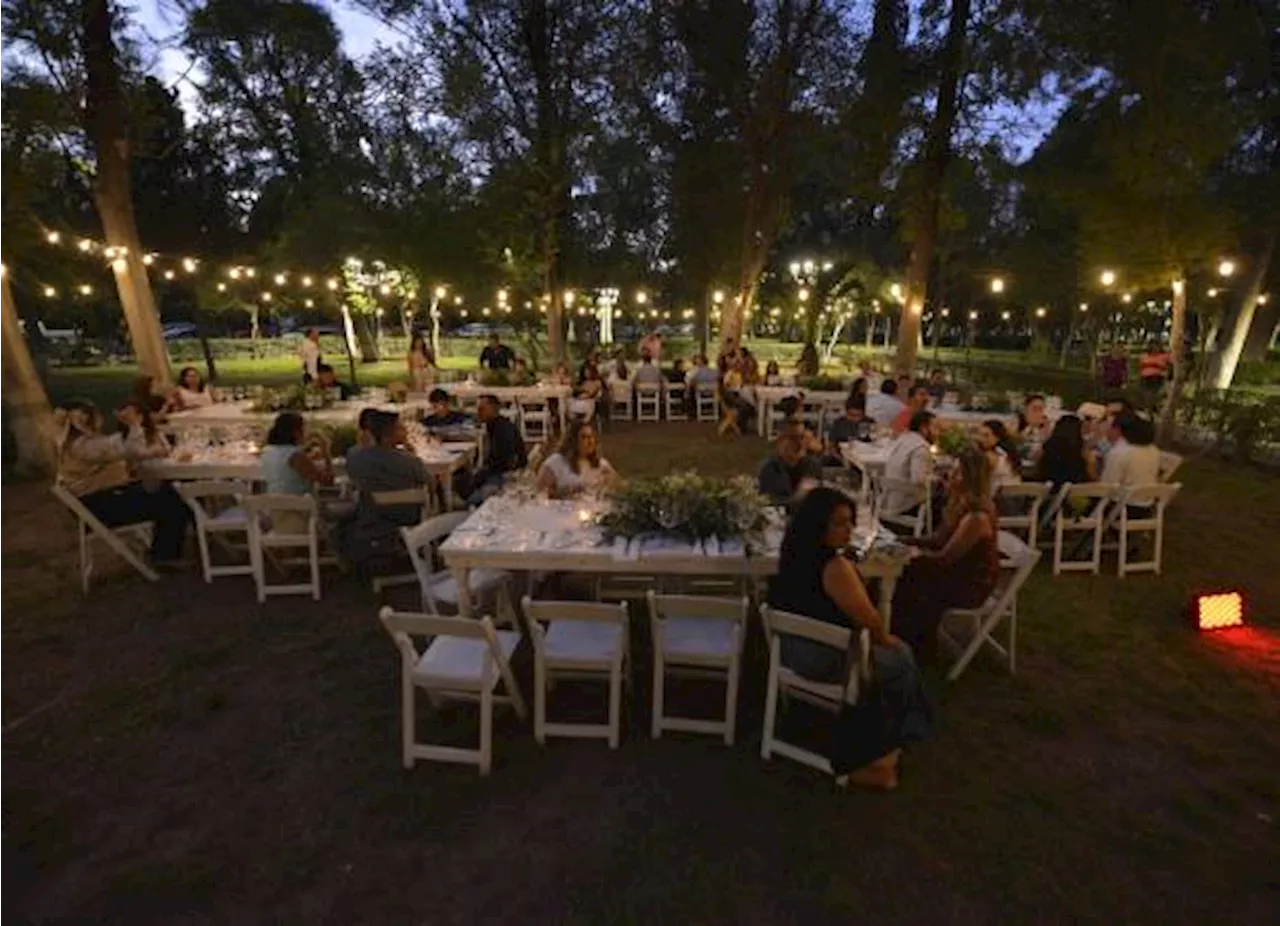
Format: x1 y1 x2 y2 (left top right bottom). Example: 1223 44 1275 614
598 472 770 545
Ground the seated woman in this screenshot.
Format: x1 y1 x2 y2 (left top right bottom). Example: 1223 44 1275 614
764 359 782 385
536 420 618 498
168 366 217 410
767 487 932 790
260 412 334 532
547 361 573 386
977 419 1021 493
54 399 189 565
891 447 1001 657
1034 414 1097 491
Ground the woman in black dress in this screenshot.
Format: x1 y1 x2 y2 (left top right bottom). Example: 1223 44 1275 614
767 487 932 790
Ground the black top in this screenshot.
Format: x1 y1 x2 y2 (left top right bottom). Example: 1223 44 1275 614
767 546 845 628
827 416 872 445
422 409 469 429
480 343 515 370
1036 446 1089 488
757 454 822 504
483 416 528 473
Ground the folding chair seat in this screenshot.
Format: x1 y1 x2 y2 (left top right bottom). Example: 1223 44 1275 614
1113 482 1181 577
177 479 253 583
1051 483 1117 575
378 607 526 776
758 605 869 776
635 383 661 422
939 546 1041 681
522 596 630 748
647 592 749 745
241 494 323 601
995 481 1050 547
402 513 515 621
365 487 438 593
51 484 159 592
695 384 718 422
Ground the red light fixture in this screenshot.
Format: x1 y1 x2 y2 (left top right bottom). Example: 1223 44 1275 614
1193 592 1245 631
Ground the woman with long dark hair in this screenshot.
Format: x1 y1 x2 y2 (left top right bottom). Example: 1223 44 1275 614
977 419 1021 490
1034 414 1096 490
407 332 436 392
767 487 932 790
169 366 217 410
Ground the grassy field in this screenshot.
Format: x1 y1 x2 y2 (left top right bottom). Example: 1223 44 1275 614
3 419 1278 924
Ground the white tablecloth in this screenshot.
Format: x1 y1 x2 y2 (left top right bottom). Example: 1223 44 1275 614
165 399 427 433
439 496 909 624
142 441 476 483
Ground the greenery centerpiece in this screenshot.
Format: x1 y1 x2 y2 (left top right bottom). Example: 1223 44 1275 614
936 425 973 457
249 384 339 413
481 370 513 387
598 472 771 547
797 374 848 392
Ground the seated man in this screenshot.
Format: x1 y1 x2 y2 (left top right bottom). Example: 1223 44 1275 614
686 354 720 387
1099 412 1161 496
757 433 822 506
883 410 937 519
634 349 664 385
866 378 905 427
421 388 469 430
340 410 431 567
778 396 823 456
314 363 354 400
825 395 872 461
461 394 528 505
926 368 948 405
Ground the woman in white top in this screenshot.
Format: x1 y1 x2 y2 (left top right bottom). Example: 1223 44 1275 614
407 333 436 392
169 366 217 410
537 420 618 498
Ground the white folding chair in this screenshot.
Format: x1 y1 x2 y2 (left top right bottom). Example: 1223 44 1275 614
765 399 788 440
177 480 253 583
800 400 824 432
241 494 322 601
1158 451 1184 483
609 380 634 421
517 397 551 443
378 607 526 776
366 487 438 593
695 384 718 422
758 606 869 775
1115 482 1181 577
664 382 686 420
635 383 661 422
1051 483 1117 575
51 484 159 592
875 476 933 537
522 596 630 748
646 592 748 745
995 481 1050 547
401 513 515 622
939 546 1041 681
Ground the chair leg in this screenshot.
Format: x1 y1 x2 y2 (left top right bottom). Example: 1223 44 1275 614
196 529 213 584
310 535 321 600
761 655 779 760
479 686 493 776
651 648 664 739
80 523 92 594
724 657 741 746
534 656 547 745
402 675 416 769
608 659 622 749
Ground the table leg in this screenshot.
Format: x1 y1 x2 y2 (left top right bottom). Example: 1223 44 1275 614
443 472 455 512
757 399 767 437
878 572 898 634
559 395 568 434
453 565 473 618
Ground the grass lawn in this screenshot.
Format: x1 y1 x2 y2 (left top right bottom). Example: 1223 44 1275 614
3 418 1278 924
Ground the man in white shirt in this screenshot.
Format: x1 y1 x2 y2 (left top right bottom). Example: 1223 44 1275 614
883 410 938 516
865 378 905 427
1100 412 1161 495
299 327 321 383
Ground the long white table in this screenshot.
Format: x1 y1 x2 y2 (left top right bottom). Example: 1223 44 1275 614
439 496 910 626
165 399 428 434
142 441 477 508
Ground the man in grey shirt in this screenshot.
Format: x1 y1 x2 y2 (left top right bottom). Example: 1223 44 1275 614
345 411 430 527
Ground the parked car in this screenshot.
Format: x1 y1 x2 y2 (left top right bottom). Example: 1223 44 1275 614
162 321 200 340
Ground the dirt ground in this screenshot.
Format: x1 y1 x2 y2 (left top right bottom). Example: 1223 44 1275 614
4 422 1279 925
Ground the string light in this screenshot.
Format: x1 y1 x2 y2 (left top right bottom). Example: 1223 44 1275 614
379 284 392 295
301 276 312 287
229 267 242 280
111 258 127 272
244 268 256 279
1035 307 1047 318
217 283 227 293
1079 303 1089 312
143 254 155 266
1217 259 1236 278
78 239 93 252
183 258 198 273
990 277 1006 294
304 299 314 308
261 292 272 302
79 284 92 295
274 273 286 285
968 310 978 320
43 286 57 298
1121 293 1132 304
45 231 61 244
326 278 339 291
163 270 176 280
434 285 447 299
1099 269 1116 287
1001 310 1011 320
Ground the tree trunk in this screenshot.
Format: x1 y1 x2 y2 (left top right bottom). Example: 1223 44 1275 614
1241 297 1279 360
2 274 57 476
895 0 970 374
198 333 218 384
82 0 171 387
1207 231 1275 389
354 314 380 363
338 303 361 386
1158 276 1188 443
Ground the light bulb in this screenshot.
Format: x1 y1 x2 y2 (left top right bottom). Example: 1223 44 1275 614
434 286 447 299
183 258 198 273
46 231 61 244
163 270 175 280
990 277 1006 294
1099 270 1116 287
274 273 286 285
78 239 93 252
217 283 227 292
301 276 313 287
43 286 57 298
326 279 339 291
1217 259 1235 278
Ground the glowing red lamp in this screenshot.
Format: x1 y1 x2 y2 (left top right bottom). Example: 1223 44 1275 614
1193 592 1245 631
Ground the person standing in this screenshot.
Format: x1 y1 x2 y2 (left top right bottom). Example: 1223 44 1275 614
1138 342 1172 405
478 333 514 371
1099 344 1129 392
407 332 436 392
300 328 322 384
